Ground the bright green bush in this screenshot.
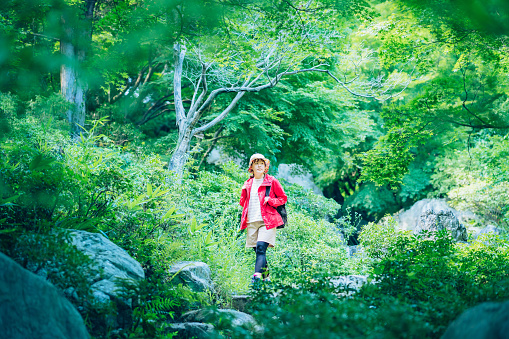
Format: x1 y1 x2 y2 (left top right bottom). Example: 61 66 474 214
357 216 402 260
215 230 509 339
224 274 431 339
431 133 509 232
284 181 341 221
0 117 192 337
270 211 347 278
343 183 399 221
367 230 509 337
12 113 509 339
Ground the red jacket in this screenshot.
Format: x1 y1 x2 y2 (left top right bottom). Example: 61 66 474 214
239 174 288 230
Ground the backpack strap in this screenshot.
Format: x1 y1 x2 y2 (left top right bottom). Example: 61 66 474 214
265 186 270 197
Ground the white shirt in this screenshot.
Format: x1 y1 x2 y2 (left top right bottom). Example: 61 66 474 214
247 178 264 223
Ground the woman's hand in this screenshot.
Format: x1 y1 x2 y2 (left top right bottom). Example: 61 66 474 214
263 197 270 205
242 184 247 190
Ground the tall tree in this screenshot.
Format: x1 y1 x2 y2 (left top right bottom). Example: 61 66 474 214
60 0 97 138
1 0 223 138
167 0 412 177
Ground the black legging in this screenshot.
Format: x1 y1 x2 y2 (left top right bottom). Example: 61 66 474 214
253 241 269 276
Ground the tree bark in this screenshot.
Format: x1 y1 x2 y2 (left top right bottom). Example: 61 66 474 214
168 127 193 175
60 0 96 139
61 38 86 139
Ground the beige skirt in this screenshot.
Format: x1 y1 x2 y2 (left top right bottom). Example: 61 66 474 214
245 220 276 248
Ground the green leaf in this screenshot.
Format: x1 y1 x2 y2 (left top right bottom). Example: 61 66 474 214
0 194 21 205
92 154 103 168
188 217 206 235
162 206 176 220
0 228 17 234
29 154 55 171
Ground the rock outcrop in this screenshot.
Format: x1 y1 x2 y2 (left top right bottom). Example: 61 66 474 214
183 308 262 334
70 230 145 328
442 301 509 339
164 308 263 338
398 199 476 231
0 252 89 339
228 295 251 313
416 208 467 241
167 261 214 292
71 230 145 302
163 322 214 339
397 199 468 241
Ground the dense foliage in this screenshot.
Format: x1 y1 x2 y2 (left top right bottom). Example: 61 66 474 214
232 227 509 339
1 0 509 338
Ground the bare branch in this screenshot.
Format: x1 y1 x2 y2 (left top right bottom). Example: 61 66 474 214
189 65 204 111
461 67 491 126
189 62 209 117
21 31 60 41
193 91 246 134
143 62 160 86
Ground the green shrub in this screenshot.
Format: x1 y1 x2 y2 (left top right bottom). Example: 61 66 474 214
270 212 347 278
367 230 509 337
217 230 509 339
119 277 210 338
224 274 432 339
431 133 509 233
0 117 194 338
357 216 402 260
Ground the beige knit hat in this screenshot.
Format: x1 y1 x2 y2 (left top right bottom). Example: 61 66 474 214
248 153 270 174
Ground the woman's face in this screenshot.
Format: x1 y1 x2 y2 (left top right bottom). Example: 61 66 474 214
251 159 266 176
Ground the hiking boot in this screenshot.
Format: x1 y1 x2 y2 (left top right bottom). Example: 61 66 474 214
250 273 262 289
251 273 262 283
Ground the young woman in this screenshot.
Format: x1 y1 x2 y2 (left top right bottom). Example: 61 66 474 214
239 153 287 283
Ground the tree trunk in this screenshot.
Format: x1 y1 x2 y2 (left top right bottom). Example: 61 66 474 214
168 126 194 177
61 39 86 139
60 0 96 140
167 42 248 178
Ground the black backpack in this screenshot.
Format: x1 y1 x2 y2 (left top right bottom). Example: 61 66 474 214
265 185 287 229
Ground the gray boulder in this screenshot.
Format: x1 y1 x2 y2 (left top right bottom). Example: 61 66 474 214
0 252 89 339
229 295 251 313
70 230 145 302
331 275 368 292
442 301 509 339
416 209 467 241
183 308 262 334
164 322 214 339
397 199 467 241
167 261 213 292
70 230 145 328
397 199 466 230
